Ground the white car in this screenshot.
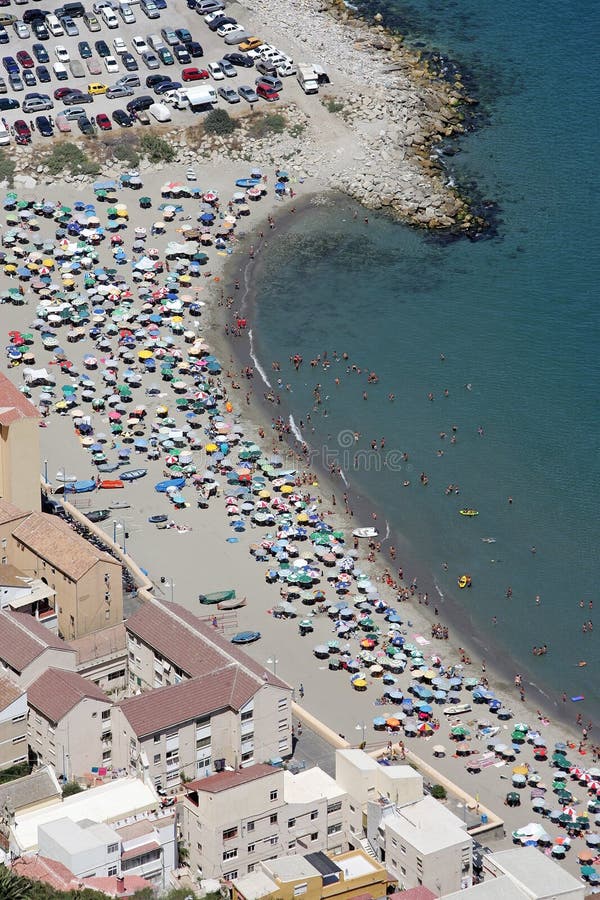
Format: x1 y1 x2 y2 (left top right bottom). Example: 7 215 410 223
55 45 70 63
217 22 243 38
102 7 119 28
207 61 225 80
113 37 127 54
132 35 149 55
104 55 120 73
204 11 222 23
92 0 114 13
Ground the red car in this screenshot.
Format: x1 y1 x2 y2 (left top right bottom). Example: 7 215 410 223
16 50 34 69
181 66 209 82
96 112 112 130
256 82 279 102
54 86 75 100
14 119 31 143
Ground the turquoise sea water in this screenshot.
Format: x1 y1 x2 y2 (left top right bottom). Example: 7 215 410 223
247 0 600 721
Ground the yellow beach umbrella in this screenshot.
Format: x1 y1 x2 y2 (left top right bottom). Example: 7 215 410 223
297 512 309 523
258 490 271 499
205 443 218 453
512 764 529 776
42 258 55 268
280 485 293 495
138 349 153 359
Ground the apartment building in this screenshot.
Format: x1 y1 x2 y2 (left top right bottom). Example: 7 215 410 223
0 765 62 823
472 847 584 900
0 673 27 771
10 510 123 641
70 622 128 699
0 564 57 630
368 795 472 895
0 374 41 513
0 608 76 687
181 763 349 880
232 848 391 900
27 667 113 780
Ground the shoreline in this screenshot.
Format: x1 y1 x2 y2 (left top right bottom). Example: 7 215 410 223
206 194 581 739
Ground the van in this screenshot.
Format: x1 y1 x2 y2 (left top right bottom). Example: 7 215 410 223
56 2 86 18
45 14 64 36
101 6 119 27
69 59 85 78
53 62 68 80
149 101 170 121
0 121 10 145
147 34 165 52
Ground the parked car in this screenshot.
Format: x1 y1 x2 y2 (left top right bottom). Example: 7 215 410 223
113 37 127 55
160 26 177 45
113 107 133 126
157 46 174 65
96 111 111 129
131 35 149 55
13 20 30 40
218 85 239 103
32 21 50 40
54 85 74 99
63 88 93 103
256 73 282 92
95 39 110 57
78 40 92 58
256 82 279 101
87 80 107 94
126 93 152 112
35 114 54 136
105 83 134 98
36 65 51 83
224 29 249 46
223 51 253 68
119 4 136 23
140 0 159 18
87 57 102 75
181 66 208 81
100 6 119 27
116 72 140 88
14 118 32 142
141 51 159 69
61 15 79 36
208 15 234 32
0 27 9 45
185 40 203 58
2 56 18 75
175 27 191 42
17 50 35 69
219 58 237 77
55 112 71 131
78 114 94 134
146 72 169 87
207 61 224 80
155 79 180 94
60 104 88 119
239 36 262 52
121 52 138 71
23 70 37 87
83 12 101 31
237 83 258 103
9 71 24 91
0 96 19 110
104 55 120 73
32 44 50 63
172 44 191 64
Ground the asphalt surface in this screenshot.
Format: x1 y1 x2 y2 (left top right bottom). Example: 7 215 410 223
0 0 295 139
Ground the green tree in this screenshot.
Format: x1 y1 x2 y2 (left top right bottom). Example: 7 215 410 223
139 134 176 163
62 781 83 798
0 151 16 187
204 108 236 136
0 866 30 900
43 143 99 177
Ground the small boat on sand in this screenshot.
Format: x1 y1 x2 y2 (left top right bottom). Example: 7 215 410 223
199 589 236 605
460 509 479 517
217 596 247 611
352 527 378 538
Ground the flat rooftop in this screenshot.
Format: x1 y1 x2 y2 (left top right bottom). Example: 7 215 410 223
336 851 379 880
444 876 526 900
232 870 278 900
264 855 320 883
283 766 345 804
489 847 583 895
385 795 468 853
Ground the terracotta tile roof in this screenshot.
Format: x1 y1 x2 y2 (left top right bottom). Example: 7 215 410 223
27 667 109 723
0 373 40 426
187 763 277 794
84 874 151 897
116 818 155 842
0 498 29 527
389 889 436 900
70 622 127 665
117 665 257 738
127 599 289 691
12 512 119 581
0 563 30 587
0 673 24 710
0 609 72 672
11 854 74 891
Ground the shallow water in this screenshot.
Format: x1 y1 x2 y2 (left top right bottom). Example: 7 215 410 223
249 0 600 722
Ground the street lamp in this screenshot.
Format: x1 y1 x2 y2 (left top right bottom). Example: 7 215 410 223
267 657 279 676
161 578 174 603
355 722 366 746
43 459 48 483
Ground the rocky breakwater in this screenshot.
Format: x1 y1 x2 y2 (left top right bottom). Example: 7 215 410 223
241 0 486 235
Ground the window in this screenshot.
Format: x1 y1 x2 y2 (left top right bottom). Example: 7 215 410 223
108 670 125 681
223 871 238 881
270 813 278 824
102 750 111 761
400 844 407 854
154 754 161 764
108 865 117 877
269 790 278 801
349 804 355 813
102 709 111 720
247 821 255 832
223 848 238 861
294 884 307 897
153 735 161 743
327 801 342 814
247 843 255 854
122 849 161 871
248 864 255 873
278 719 287 731
107 843 118 854
311 833 318 841
223 827 238 841
269 836 278 846
11 715 26 724
12 736 26 744
400 866 406 876
310 810 318 820
288 818 296 828
391 837 398 847
327 823 342 835
241 709 253 722
278 697 287 709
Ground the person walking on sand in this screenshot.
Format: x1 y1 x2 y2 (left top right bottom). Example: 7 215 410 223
299 683 304 699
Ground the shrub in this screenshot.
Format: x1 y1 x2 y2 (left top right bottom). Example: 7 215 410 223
204 108 237 135
324 97 345 114
140 133 176 163
430 784 447 800
112 141 140 167
44 142 99 176
248 112 287 139
0 150 16 186
62 780 83 797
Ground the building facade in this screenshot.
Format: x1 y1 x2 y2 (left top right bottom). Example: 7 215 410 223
0 374 41 513
0 674 27 771
0 608 76 687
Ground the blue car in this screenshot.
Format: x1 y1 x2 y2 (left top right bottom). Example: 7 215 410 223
36 65 51 82
3 56 18 75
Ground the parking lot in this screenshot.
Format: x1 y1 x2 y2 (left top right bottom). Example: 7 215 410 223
0 0 317 141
